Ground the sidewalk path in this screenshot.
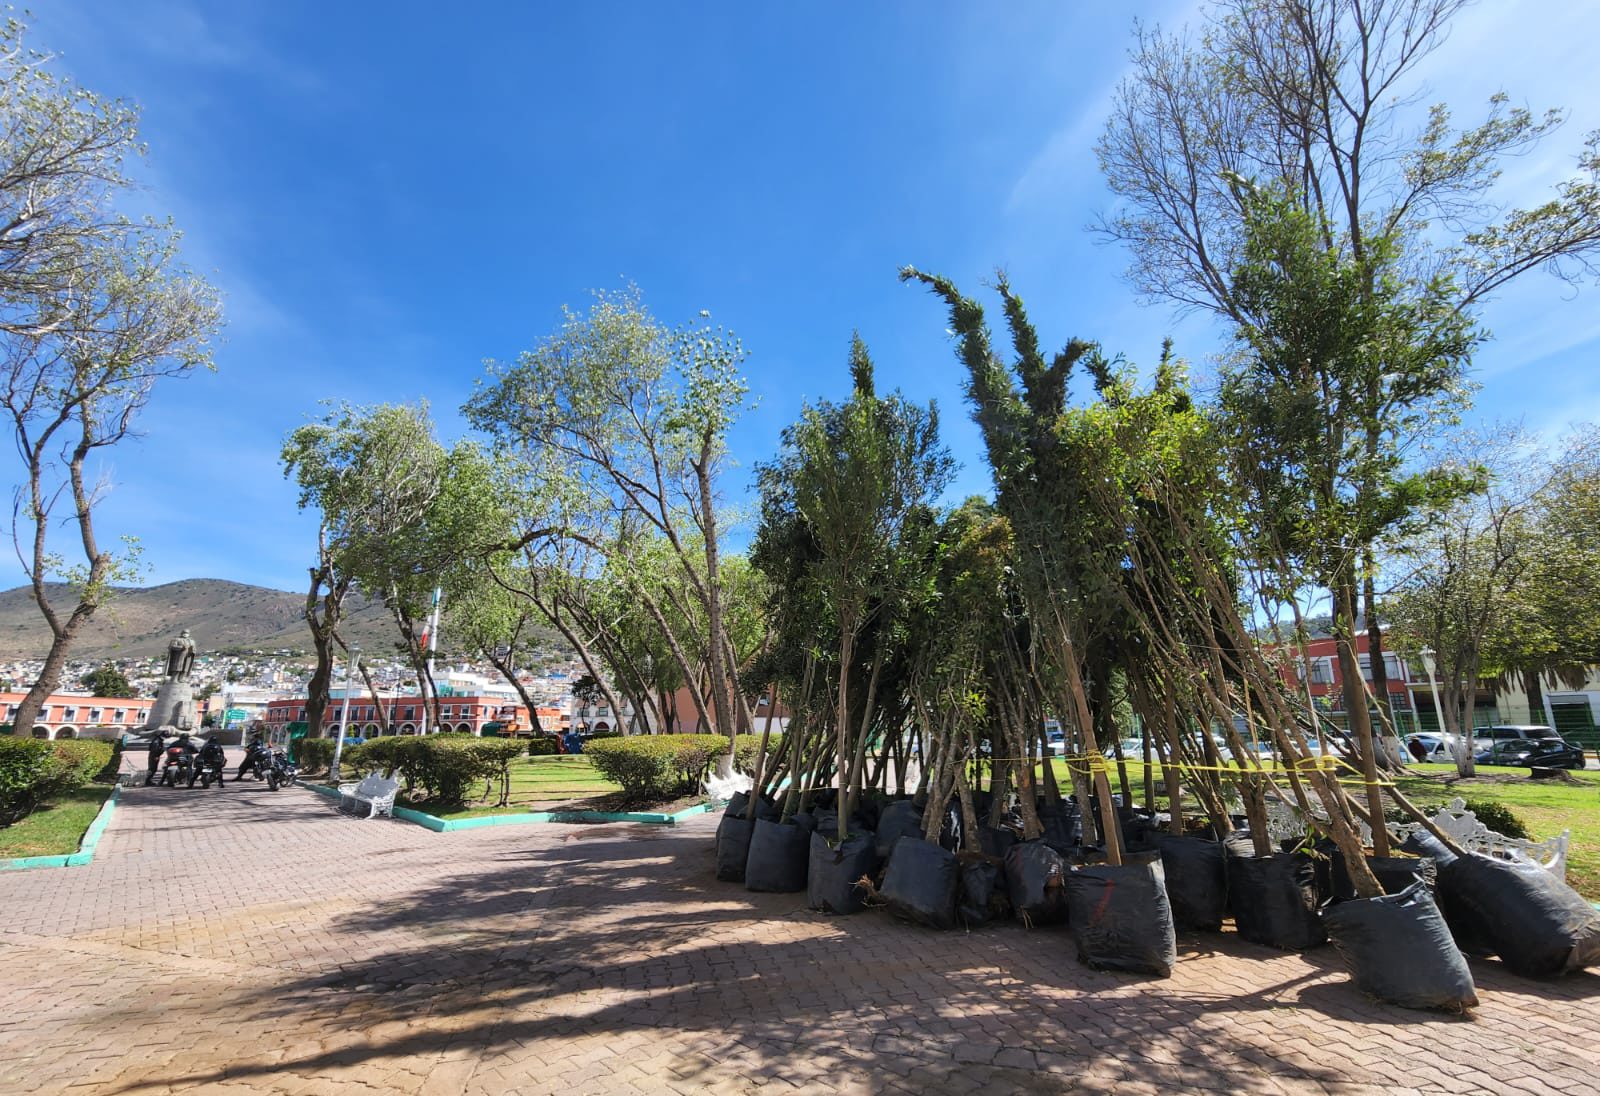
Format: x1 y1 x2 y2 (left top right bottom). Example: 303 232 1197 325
2 781 1598 1095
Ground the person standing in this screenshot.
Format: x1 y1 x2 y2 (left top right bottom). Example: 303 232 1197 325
144 731 167 786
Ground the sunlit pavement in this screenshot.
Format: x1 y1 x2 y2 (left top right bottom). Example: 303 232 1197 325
2 773 1598 1095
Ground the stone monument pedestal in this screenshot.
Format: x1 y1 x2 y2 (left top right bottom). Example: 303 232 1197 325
148 677 197 733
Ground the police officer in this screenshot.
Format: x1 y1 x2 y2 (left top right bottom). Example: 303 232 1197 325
144 730 167 786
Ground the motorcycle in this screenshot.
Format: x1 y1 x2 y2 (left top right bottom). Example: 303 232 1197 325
160 746 197 787
189 751 226 789
265 750 298 791
237 741 274 781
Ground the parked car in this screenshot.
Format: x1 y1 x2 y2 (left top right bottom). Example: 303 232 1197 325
1473 732 1586 769
1484 724 1563 746
1404 731 1487 762
1046 729 1067 757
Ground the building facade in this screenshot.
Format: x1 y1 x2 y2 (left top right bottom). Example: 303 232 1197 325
261 691 532 738
1 691 157 740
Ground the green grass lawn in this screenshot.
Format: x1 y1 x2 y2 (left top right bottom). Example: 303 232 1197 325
407 754 625 819
1044 757 1600 899
1392 764 1600 900
0 785 113 859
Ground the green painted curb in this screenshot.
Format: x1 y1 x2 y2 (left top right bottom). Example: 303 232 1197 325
302 782 713 831
0 785 120 871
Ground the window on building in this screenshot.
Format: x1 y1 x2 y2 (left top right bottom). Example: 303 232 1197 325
90 708 103 722
1357 653 1406 682
62 707 77 721
1309 659 1334 685
114 709 126 722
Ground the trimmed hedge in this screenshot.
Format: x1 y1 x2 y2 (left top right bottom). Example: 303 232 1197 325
341 735 526 806
0 738 115 827
527 735 561 756
583 732 784 802
293 737 336 773
586 735 721 801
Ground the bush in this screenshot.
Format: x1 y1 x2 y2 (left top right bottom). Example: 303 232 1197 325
0 738 114 827
293 737 336 773
527 735 560 757
1462 798 1530 840
732 732 782 773
586 734 723 802
52 739 115 784
342 735 526 806
342 737 408 778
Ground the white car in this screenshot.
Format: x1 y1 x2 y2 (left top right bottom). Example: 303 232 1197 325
1405 732 1487 761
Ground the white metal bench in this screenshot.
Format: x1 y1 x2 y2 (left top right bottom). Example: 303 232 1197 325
338 772 400 819
1265 795 1570 881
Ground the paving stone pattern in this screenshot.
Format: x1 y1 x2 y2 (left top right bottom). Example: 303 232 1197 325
2 760 1598 1095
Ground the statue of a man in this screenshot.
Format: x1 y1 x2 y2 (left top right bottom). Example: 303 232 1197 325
166 629 196 681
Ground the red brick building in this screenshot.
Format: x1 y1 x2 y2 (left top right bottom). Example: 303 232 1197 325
1269 632 1418 728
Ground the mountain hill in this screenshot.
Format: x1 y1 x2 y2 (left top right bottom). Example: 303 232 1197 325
0 580 406 659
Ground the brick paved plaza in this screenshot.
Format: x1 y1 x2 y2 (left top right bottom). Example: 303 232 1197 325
3 772 1599 1096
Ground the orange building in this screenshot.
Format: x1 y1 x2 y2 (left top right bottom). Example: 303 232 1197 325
262 693 540 737
2 691 157 740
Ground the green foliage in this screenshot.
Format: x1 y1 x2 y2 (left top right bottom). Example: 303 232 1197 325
731 732 781 773
1460 798 1530 840
0 738 113 827
293 737 336 772
51 740 116 784
340 734 526 806
527 735 560 756
584 734 723 801
79 665 134 698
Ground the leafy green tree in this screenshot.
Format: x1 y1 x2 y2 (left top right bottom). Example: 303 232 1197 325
3 16 223 737
466 288 753 757
1098 0 1600 750
1390 425 1600 735
282 403 444 739
755 335 952 838
1221 186 1478 796
80 664 133 698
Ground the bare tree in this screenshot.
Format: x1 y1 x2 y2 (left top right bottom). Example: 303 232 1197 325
1 17 222 736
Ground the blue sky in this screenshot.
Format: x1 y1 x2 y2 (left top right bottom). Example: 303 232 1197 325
10 1 1600 594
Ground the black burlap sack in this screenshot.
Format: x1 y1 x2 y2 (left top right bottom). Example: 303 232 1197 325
744 818 811 893
880 835 961 929
875 801 925 860
1401 830 1494 957
1436 849 1600 977
1321 882 1478 1011
807 830 879 914
959 860 1007 927
715 814 755 883
1331 852 1436 900
724 791 780 821
1156 835 1227 932
979 825 1019 861
1064 859 1178 977
1227 848 1328 950
1038 805 1080 855
1004 841 1068 926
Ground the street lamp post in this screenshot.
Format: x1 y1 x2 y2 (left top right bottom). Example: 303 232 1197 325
330 645 359 782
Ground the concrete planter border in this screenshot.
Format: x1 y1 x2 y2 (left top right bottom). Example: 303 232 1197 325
301 781 714 831
0 785 121 871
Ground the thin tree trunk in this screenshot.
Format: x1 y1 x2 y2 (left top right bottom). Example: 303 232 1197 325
1334 574 1390 856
